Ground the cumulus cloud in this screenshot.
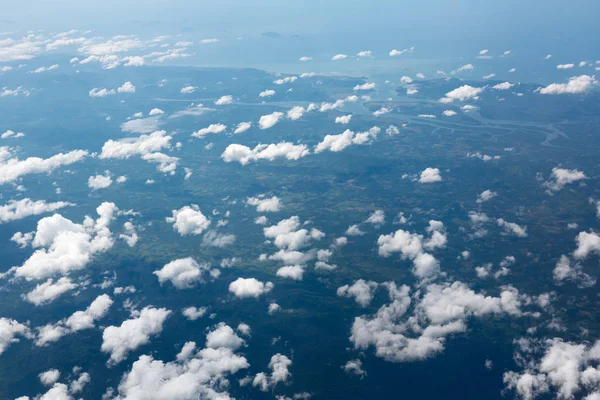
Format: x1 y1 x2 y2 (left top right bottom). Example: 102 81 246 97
276 265 305 280
99 130 177 174
0 147 88 184
222 142 309 165
539 75 597 95
0 318 32 355
247 196 281 212
88 173 113 190
273 76 297 85
440 85 484 103
419 168 442 183
332 54 348 60
229 278 274 298
497 218 528 237
259 111 284 129
233 122 252 134
253 354 292 391
166 205 210 236
13 202 118 281
335 115 352 124
180 85 196 94
117 81 136 93
315 127 380 153
476 190 497 203
154 257 217 289
259 89 276 98
192 123 227 138
25 277 77 306
113 325 249 399
544 168 586 192
102 306 171 365
201 230 236 248
492 82 514 90
337 280 379 307
182 306 207 320
0 198 73 224
353 82 376 91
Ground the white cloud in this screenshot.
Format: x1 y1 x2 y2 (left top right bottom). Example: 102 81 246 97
154 257 215 289
0 148 88 184
113 325 249 399
222 142 309 165
419 168 442 183
166 205 210 236
335 115 352 124
273 76 297 85
276 265 304 280
180 86 196 94
539 75 597 95
345 224 364 236
102 306 171 365
389 48 413 56
440 85 484 103
89 88 116 97
247 196 281 212
214 95 233 105
557 63 575 70
353 82 376 91
315 127 380 153
337 280 379 307
148 108 164 116
99 130 177 173
25 277 77 306
259 112 284 129
200 38 219 43
1 130 25 139
451 64 474 75
0 198 73 224
497 218 528 237
443 110 457 117
88 173 112 190
492 82 514 90
343 359 366 376
117 81 136 93
477 190 497 203
0 318 31 355
233 122 252 134
65 294 113 331
357 50 372 57
573 231 600 260
201 230 236 248
253 354 292 391
332 54 348 61
229 278 273 298
30 64 59 74
39 369 60 386
299 56 312 62
13 202 118 281
120 116 163 134
259 89 276 98
544 168 586 192
182 306 207 320
206 323 245 350
192 123 227 138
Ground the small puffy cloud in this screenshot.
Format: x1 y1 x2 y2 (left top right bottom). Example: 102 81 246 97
343 359 366 376
345 224 364 236
182 306 207 320
353 82 376 91
544 167 586 192
276 265 304 280
201 230 236 248
247 196 281 212
440 85 483 103
259 89 276 98
0 198 73 224
253 354 292 391
557 63 574 70
192 123 227 138
154 257 215 289
332 54 348 60
117 81 136 93
222 142 309 165
477 190 497 203
148 108 164 116
233 122 252 134
215 95 233 105
299 56 312 62
88 173 113 190
89 88 116 97
38 369 60 386
229 278 274 298
180 85 196 94
335 115 352 124
573 231 600 260
200 38 219 43
0 148 88 184
357 50 372 57
451 64 474 75
539 75 597 95
273 76 297 85
389 47 413 56
337 280 379 307
443 110 457 117
492 82 514 90
497 218 527 237
315 127 380 153
206 323 245 350
25 277 77 306
419 168 442 183
101 307 171 365
166 205 210 236
1 130 25 139
259 112 284 129
0 318 31 355
65 294 113 332
366 210 385 225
